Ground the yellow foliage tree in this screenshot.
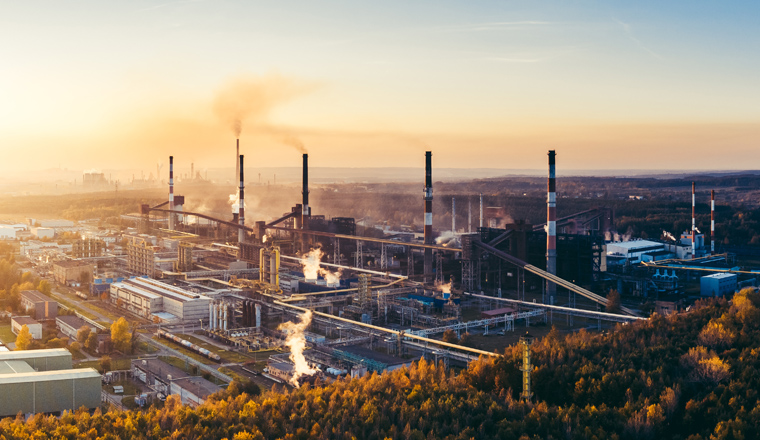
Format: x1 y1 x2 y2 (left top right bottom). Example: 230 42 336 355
15 324 33 350
111 317 131 353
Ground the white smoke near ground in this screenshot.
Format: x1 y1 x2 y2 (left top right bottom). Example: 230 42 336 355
662 230 677 241
435 280 452 294
300 248 342 283
262 235 269 243
435 231 460 248
277 310 317 387
229 189 246 214
604 229 633 242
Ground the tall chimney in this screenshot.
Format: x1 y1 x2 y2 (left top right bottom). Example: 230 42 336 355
239 155 245 244
302 153 309 229
711 189 715 254
546 150 557 304
468 197 472 233
235 139 240 186
452 197 456 232
424 151 433 283
692 182 696 258
191 162 194 180
479 193 483 228
169 156 175 230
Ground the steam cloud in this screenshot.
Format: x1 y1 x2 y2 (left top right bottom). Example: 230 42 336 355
278 310 317 387
300 248 342 284
229 189 246 215
436 280 452 294
662 230 677 242
213 74 311 138
435 231 460 248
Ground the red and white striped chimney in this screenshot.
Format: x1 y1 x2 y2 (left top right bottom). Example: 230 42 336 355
691 182 696 258
711 189 715 254
424 151 433 283
547 150 557 304
238 155 245 244
169 156 175 230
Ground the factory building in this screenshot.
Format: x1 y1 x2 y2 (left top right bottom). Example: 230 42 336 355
12 316 42 340
132 357 220 406
55 315 97 340
606 240 668 264
19 290 58 320
0 223 27 240
126 236 157 276
700 273 737 297
110 277 210 322
52 260 96 285
0 349 101 416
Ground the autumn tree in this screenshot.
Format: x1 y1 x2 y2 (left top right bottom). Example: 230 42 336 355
15 324 33 350
85 331 98 352
99 356 112 373
37 279 52 295
111 317 131 353
441 329 458 344
606 289 621 314
76 325 91 345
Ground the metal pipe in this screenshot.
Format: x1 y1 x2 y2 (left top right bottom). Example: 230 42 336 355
711 189 715 254
169 156 175 230
239 155 245 244
692 181 696 258
302 153 309 228
546 150 557 304
424 151 433 283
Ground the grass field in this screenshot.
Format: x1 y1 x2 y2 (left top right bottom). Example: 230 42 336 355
0 325 16 344
76 357 133 372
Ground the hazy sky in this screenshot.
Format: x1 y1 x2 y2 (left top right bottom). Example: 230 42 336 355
1 1 759 175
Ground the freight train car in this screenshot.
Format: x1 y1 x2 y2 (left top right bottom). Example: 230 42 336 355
157 329 222 362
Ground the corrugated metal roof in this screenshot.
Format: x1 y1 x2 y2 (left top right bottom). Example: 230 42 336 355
0 360 35 374
0 348 71 361
0 368 100 383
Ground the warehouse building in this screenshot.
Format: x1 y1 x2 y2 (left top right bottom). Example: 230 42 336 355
170 376 222 407
11 316 42 340
56 315 97 340
0 349 100 416
132 357 220 406
52 260 96 285
701 273 738 297
20 290 58 320
110 278 210 322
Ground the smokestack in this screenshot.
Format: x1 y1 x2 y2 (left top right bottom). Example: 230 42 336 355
452 197 456 232
468 197 472 233
302 153 309 229
692 181 696 259
424 151 433 283
191 162 194 180
479 193 483 229
546 150 557 304
239 155 245 244
169 156 175 230
711 189 715 254
235 139 240 185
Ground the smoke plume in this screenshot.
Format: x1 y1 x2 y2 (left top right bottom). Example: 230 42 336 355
436 280 452 294
278 310 317 387
435 231 460 248
213 74 311 138
281 135 308 154
300 248 342 283
662 230 677 241
229 189 246 214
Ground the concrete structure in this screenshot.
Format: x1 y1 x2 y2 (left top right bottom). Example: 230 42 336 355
110 277 210 321
126 236 156 276
169 376 222 407
11 316 42 340
701 273 737 297
0 349 100 416
19 290 58 320
31 227 54 239
711 189 716 254
52 260 95 285
73 238 105 258
55 315 96 340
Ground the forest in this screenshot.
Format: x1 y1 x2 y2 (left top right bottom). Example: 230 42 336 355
1 289 759 439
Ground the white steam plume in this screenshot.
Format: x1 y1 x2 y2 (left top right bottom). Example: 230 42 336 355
300 248 342 283
277 310 316 387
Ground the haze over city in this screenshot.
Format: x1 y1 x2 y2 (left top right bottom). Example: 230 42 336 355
2 0 759 176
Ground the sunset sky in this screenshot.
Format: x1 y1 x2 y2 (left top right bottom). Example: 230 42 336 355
1 1 759 175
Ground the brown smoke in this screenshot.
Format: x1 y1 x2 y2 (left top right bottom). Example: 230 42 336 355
281 135 307 154
213 73 312 138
